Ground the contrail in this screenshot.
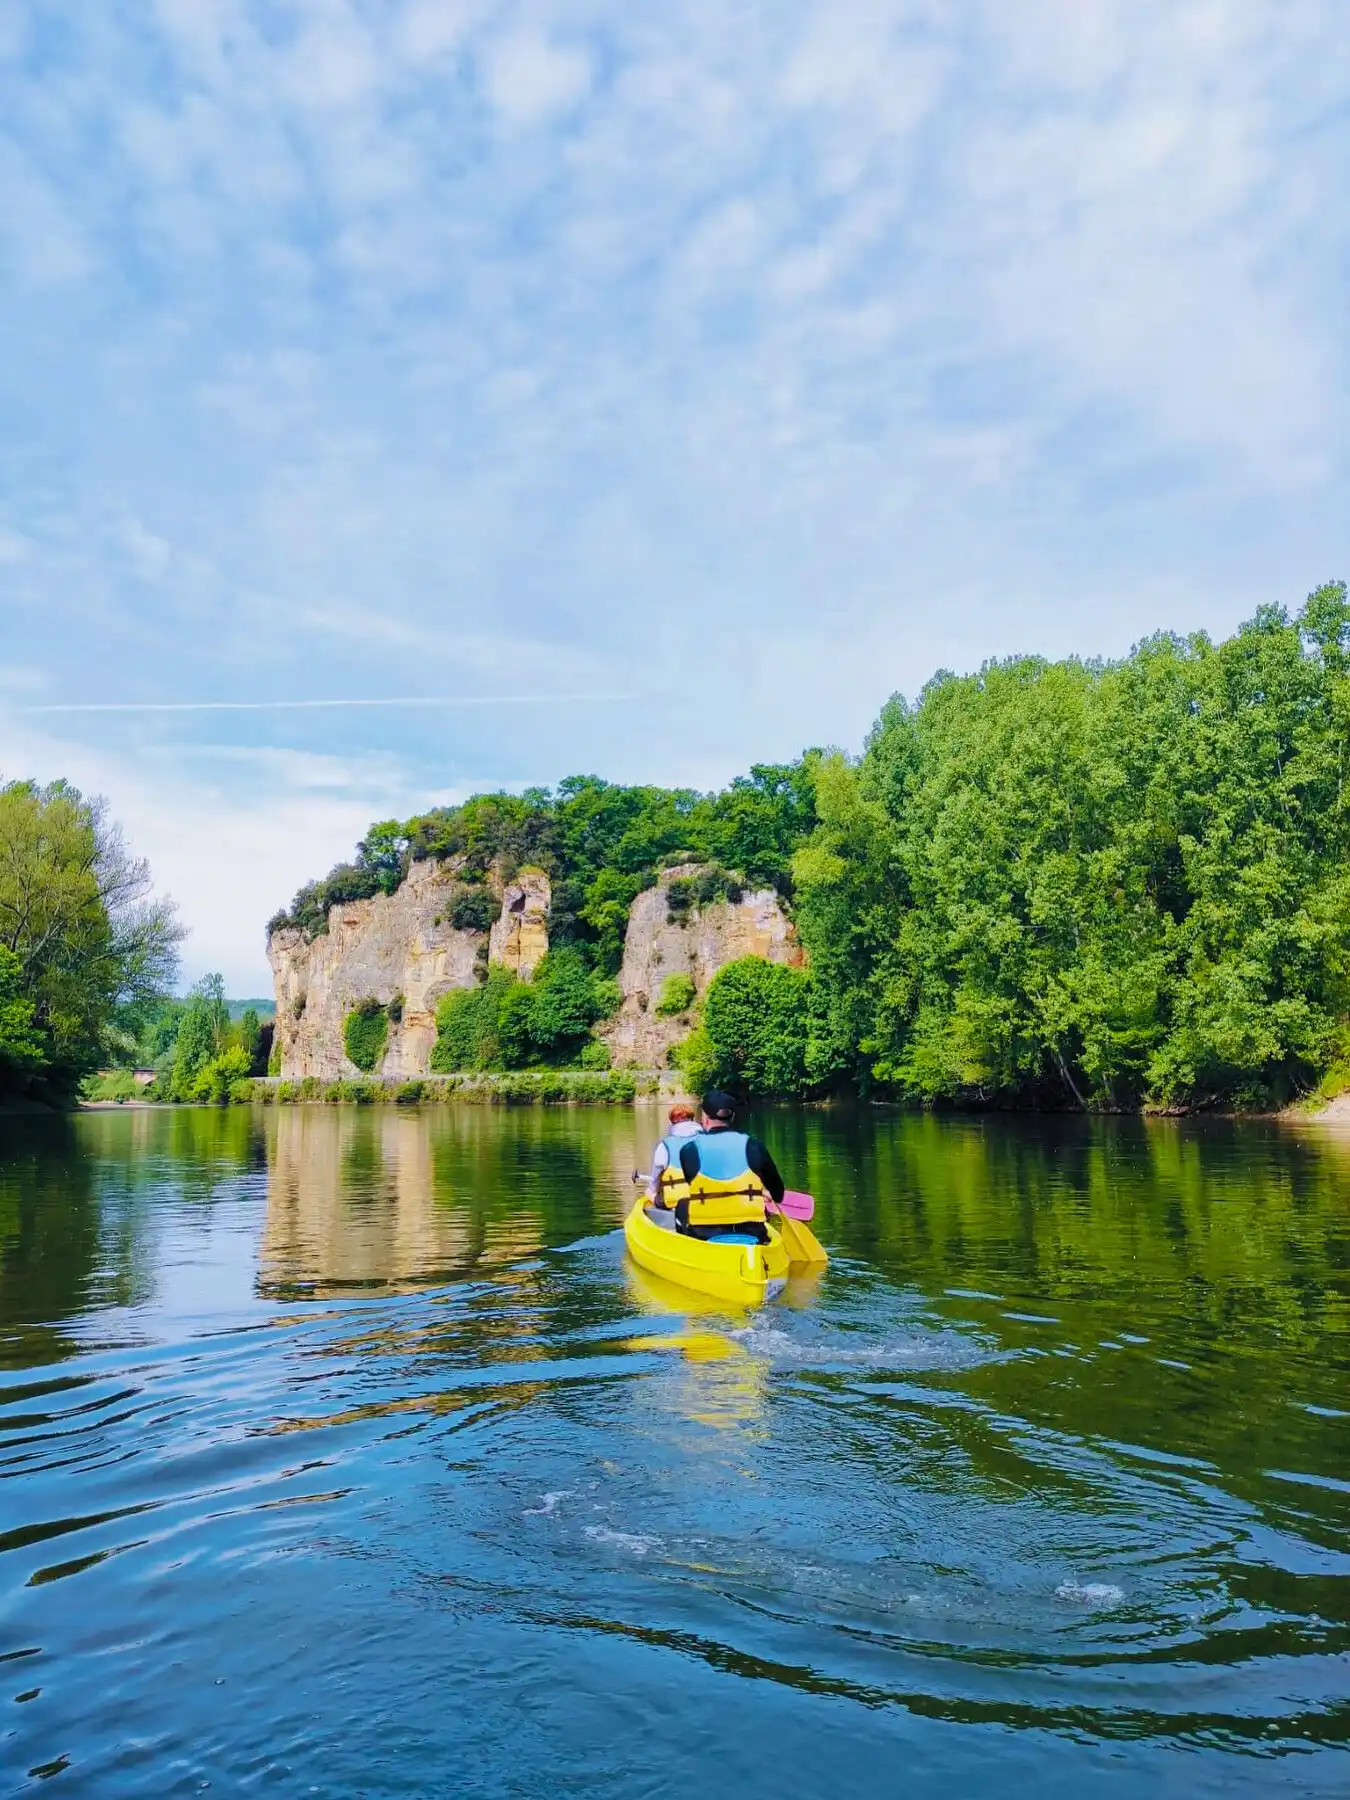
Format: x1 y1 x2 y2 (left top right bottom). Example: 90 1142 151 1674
23 693 633 715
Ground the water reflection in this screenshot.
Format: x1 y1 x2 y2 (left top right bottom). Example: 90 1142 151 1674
3 1104 1349 1796
256 1104 643 1300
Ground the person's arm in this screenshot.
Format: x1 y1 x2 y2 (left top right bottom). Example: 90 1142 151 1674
745 1136 786 1205
647 1140 669 1199
678 1139 702 1184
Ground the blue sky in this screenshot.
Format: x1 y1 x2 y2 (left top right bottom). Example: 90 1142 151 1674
1 1 1346 991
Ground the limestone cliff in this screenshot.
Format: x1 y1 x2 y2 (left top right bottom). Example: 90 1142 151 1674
488 867 550 977
600 865 802 1069
268 862 553 1080
268 855 795 1079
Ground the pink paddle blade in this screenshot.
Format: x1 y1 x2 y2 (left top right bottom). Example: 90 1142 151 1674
777 1190 815 1221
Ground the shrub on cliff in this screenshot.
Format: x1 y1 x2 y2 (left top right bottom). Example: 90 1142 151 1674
344 999 388 1072
678 956 812 1098
528 949 615 1051
430 952 619 1072
666 867 745 926
431 968 517 1072
655 972 696 1016
447 887 497 932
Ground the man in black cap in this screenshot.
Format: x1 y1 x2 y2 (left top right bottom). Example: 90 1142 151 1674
674 1090 786 1238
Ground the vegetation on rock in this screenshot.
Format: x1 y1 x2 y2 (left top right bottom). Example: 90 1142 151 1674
665 867 744 925
269 767 817 970
269 584 1350 1111
655 972 697 1017
431 950 620 1073
343 999 389 1073
445 887 496 932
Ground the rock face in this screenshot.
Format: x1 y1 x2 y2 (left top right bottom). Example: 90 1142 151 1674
268 858 485 1079
488 867 551 978
600 865 803 1070
267 854 794 1078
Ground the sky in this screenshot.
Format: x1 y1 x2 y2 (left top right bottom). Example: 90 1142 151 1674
0 1 1346 992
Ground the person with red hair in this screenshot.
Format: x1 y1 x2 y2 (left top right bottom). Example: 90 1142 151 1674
645 1101 701 1203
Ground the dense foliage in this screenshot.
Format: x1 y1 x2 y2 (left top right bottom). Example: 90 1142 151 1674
655 973 697 1017
269 583 1350 1111
343 999 389 1073
269 765 819 973
0 779 183 1101
82 978 275 1104
430 950 619 1073
793 583 1350 1108
676 958 813 1097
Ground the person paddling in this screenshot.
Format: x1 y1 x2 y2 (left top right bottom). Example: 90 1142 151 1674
674 1090 786 1241
646 1101 702 1204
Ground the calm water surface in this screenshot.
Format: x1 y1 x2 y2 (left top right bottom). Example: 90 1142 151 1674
1 1105 1348 1797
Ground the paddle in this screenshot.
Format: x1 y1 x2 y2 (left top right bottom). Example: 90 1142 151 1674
767 1198 828 1267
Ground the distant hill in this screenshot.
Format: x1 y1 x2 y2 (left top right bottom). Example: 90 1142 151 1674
227 997 275 1021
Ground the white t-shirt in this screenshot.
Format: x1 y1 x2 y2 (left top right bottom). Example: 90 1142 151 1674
648 1119 701 1194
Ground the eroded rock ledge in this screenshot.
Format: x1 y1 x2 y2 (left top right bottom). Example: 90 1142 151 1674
600 865 802 1069
269 860 552 1080
268 860 798 1079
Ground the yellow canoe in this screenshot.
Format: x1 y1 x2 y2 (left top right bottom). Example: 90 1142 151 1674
623 1198 791 1308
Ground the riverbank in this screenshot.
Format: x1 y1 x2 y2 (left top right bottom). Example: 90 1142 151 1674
75 1073 1350 1116
82 1070 683 1108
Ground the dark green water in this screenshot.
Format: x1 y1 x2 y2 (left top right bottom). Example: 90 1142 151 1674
1 1106 1347 1797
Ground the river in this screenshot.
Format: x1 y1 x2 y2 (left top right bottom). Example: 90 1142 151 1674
1 1105 1347 1796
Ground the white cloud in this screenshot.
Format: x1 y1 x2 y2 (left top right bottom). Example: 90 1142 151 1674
0 526 33 564
483 30 591 127
0 141 91 288
399 0 489 65
0 0 1342 989
0 709 415 991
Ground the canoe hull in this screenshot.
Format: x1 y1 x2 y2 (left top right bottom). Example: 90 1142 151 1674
623 1200 789 1308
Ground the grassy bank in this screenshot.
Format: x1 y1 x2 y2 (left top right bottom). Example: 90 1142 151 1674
138 1070 657 1107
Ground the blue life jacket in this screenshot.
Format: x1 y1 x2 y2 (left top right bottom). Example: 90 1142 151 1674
660 1130 700 1166
679 1127 766 1231
687 1129 752 1183
653 1130 700 1200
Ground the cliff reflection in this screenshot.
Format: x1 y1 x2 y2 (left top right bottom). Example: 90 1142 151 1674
257 1105 622 1300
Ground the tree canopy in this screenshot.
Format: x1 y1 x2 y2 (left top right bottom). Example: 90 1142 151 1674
793 582 1350 1109
268 582 1350 1111
269 761 821 974
0 779 182 1101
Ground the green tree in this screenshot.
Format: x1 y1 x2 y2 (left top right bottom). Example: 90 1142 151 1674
171 975 231 1098
528 948 610 1052
356 820 409 893
802 582 1350 1108
0 779 181 1099
695 956 813 1097
579 868 646 973
0 946 43 1081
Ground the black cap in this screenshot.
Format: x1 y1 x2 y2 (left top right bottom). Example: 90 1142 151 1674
701 1090 738 1122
